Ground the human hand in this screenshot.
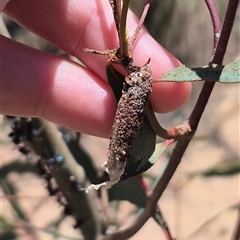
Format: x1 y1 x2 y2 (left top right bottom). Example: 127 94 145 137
1 0 191 138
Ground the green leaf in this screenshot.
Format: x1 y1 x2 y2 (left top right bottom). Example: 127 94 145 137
1 180 29 222
0 161 37 179
124 140 174 178
1 232 17 240
0 215 17 240
108 177 147 208
123 116 156 178
158 59 240 83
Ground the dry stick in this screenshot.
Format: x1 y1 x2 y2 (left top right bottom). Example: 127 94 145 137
129 0 151 52
119 0 130 57
109 0 121 40
232 206 240 240
137 163 174 239
153 205 174 240
101 0 239 239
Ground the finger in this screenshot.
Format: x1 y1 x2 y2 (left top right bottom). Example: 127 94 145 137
0 0 10 12
1 35 116 137
4 0 191 112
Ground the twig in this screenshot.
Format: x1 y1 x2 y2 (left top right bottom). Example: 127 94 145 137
120 0 130 57
101 0 238 239
211 0 239 64
138 176 174 240
146 104 192 139
129 0 151 52
109 0 121 39
204 0 221 59
189 0 239 128
232 206 240 240
153 205 174 240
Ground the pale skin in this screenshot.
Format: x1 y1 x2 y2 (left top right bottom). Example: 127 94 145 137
1 0 191 138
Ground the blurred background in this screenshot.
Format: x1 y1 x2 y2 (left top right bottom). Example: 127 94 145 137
1 1 239 239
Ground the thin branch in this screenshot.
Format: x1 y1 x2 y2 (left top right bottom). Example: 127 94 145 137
138 176 174 240
211 0 239 64
129 0 151 52
119 0 130 57
153 205 175 240
232 206 240 240
146 104 192 139
101 0 239 239
204 0 221 58
109 0 122 39
189 0 239 128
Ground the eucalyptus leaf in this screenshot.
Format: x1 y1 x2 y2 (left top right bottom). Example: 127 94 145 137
1 161 37 179
108 177 147 208
188 157 240 178
158 59 240 83
123 140 174 179
0 215 16 240
1 232 17 240
1 180 28 221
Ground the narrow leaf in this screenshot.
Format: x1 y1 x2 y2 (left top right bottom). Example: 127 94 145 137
158 59 240 83
108 177 147 208
188 157 240 178
130 140 174 175
1 161 37 179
